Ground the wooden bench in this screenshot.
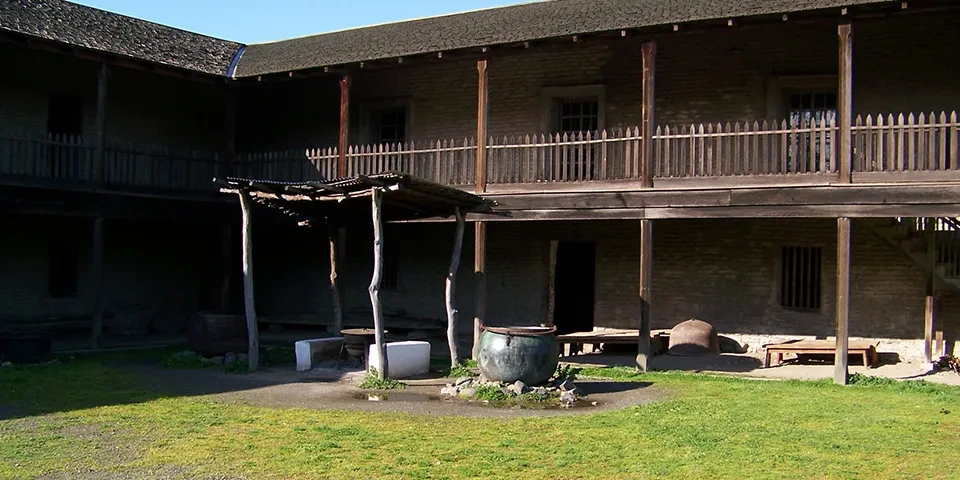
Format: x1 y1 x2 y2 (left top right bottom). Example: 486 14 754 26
763 339 879 368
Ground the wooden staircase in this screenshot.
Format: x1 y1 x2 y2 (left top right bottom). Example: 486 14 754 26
864 217 960 293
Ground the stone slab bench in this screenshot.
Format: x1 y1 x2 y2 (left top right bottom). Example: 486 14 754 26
367 341 430 379
295 337 344 371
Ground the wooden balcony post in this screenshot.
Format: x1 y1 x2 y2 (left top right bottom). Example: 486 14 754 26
473 58 489 359
338 75 350 178
835 217 851 385
636 219 653 372
223 89 236 178
837 22 854 183
924 220 936 363
641 41 657 188
90 217 105 349
94 63 109 185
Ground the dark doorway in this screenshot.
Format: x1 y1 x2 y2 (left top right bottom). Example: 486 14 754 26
553 241 595 335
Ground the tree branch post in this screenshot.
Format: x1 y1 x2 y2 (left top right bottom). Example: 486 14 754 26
369 188 388 379
445 208 465 368
239 190 259 371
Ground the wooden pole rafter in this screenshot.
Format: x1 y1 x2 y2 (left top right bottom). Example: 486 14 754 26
338 75 351 178
837 22 854 183
834 217 851 385
329 225 344 336
473 58 489 359
636 219 653 372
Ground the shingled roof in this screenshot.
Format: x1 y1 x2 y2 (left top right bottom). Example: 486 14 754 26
235 0 896 77
0 0 242 76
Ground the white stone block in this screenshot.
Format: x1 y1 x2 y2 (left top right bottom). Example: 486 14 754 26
295 337 343 371
367 341 431 379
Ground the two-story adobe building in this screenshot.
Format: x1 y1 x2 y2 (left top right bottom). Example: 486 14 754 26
2 0 959 374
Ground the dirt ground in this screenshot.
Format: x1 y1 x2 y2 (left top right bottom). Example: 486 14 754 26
126 364 666 419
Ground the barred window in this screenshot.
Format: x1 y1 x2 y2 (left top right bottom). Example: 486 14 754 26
779 246 822 310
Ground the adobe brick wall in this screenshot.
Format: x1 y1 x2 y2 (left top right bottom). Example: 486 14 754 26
0 213 222 334
0 44 227 151
236 10 960 151
304 218 958 361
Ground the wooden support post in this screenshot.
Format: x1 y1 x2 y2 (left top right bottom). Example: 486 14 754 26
473 58 489 359
238 190 259 371
223 90 236 179
328 226 344 335
641 41 656 188
338 75 350 178
541 240 558 326
94 63 109 185
924 220 936 363
90 217 105 349
369 188 388 379
446 208 465 368
219 224 233 312
636 219 653 372
837 22 854 183
835 217 851 385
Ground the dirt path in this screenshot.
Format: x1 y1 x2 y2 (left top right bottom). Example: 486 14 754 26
126 364 667 419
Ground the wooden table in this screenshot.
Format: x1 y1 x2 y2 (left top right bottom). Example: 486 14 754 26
763 339 878 368
557 329 641 356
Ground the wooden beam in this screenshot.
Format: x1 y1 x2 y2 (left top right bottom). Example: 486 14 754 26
329 226 344 335
445 207 465 368
835 217 851 385
89 217 105 349
238 190 260 371
837 22 854 183
338 75 350 178
369 187 388 379
94 63 109 185
542 239 558 326
473 58 490 359
924 220 936 363
636 219 653 372
641 41 656 188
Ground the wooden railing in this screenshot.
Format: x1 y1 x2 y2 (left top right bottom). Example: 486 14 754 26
853 111 959 173
346 138 477 185
0 130 222 192
487 130 640 184
235 148 336 183
654 118 837 177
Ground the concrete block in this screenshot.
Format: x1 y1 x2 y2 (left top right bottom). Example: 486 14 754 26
295 337 343 371
367 341 430 379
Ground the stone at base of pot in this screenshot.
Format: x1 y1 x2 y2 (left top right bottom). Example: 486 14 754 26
559 390 578 408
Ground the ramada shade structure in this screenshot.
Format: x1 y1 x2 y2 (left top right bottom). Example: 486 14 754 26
217 172 493 378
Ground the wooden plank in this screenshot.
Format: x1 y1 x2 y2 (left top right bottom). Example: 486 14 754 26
837 22 853 182
238 190 260 371
338 76 350 178
445 208 465 368
852 170 960 183
94 63 109 185
89 217 104 349
641 41 656 188
835 217 851 385
542 239 558 325
637 218 652 372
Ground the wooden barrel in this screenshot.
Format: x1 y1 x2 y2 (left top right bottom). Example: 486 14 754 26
187 313 248 357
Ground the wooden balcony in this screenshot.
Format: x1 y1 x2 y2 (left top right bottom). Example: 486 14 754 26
0 130 223 194
237 110 960 193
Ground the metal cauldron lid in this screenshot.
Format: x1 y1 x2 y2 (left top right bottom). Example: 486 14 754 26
480 325 557 336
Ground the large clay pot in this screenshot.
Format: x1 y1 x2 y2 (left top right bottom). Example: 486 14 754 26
187 312 248 357
477 326 558 386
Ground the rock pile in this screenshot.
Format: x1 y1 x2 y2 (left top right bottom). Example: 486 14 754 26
439 374 581 407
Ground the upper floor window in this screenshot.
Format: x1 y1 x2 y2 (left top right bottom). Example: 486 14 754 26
360 99 412 145
555 97 600 133
47 94 83 136
789 92 837 127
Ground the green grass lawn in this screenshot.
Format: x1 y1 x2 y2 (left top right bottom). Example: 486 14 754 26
1 353 959 479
